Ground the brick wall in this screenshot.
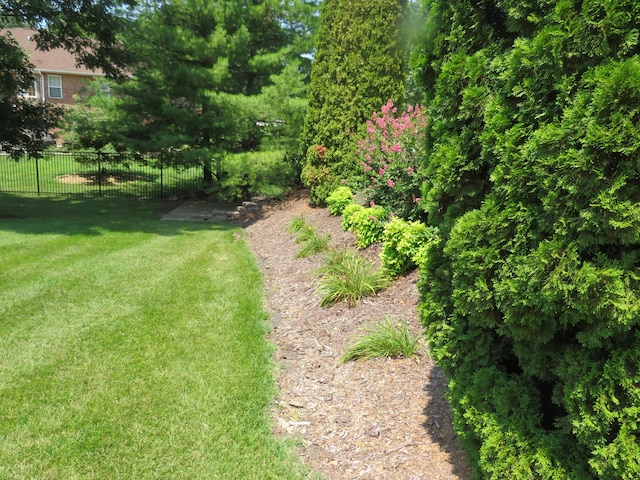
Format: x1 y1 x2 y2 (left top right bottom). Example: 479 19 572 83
43 74 98 106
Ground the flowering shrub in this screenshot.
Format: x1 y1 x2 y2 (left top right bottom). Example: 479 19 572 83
355 100 427 219
342 204 389 249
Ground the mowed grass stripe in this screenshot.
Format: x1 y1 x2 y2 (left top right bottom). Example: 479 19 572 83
0 196 310 480
0 232 211 382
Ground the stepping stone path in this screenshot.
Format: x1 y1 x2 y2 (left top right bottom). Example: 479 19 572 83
161 195 271 222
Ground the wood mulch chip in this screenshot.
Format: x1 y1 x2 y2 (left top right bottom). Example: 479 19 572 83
243 189 472 480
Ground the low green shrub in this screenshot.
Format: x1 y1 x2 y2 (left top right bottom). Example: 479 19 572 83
341 204 365 231
380 218 439 277
341 204 388 248
340 317 423 362
326 186 354 216
317 248 390 307
212 150 297 201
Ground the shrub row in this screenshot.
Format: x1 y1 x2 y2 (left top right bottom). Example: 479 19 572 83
413 0 640 477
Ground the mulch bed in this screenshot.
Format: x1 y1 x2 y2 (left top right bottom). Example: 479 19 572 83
243 189 472 480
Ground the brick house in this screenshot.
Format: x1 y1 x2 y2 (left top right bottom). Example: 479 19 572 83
4 27 107 106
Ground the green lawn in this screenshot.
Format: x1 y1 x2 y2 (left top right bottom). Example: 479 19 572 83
0 195 311 479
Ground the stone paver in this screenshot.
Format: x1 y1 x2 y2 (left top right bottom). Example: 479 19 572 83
160 200 236 222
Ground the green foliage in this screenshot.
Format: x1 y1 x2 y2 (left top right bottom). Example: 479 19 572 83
2 1 135 78
291 222 331 258
354 100 428 220
326 186 354 216
341 203 365 232
340 317 423 362
341 204 388 249
71 0 317 191
317 248 390 307
414 0 640 477
62 79 122 150
287 217 307 234
0 32 62 157
212 150 298 201
380 218 438 277
1 1 136 155
300 146 340 205
301 0 407 191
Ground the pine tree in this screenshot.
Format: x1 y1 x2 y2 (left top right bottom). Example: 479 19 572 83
101 0 315 188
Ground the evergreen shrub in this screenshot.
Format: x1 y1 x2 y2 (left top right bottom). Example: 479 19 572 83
413 0 640 477
301 0 406 197
300 145 340 206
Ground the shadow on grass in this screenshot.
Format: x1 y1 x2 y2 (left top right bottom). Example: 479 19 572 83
0 194 236 237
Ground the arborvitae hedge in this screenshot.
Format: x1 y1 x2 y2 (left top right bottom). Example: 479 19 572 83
414 0 640 477
301 0 406 204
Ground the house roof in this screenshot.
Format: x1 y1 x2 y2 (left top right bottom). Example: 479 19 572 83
2 27 104 76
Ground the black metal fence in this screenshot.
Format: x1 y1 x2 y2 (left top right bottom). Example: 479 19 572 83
0 151 202 198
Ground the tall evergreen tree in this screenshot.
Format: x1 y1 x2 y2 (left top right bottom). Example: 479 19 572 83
413 0 640 477
100 0 316 187
301 0 407 204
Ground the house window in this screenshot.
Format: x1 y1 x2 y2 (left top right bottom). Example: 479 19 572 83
48 75 62 99
21 80 38 98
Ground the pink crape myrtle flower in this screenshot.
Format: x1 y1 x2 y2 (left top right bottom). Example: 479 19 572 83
354 99 428 217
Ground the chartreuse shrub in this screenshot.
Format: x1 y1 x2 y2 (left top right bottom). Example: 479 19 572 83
413 0 640 477
326 186 354 216
380 218 439 277
340 317 422 362
341 203 388 249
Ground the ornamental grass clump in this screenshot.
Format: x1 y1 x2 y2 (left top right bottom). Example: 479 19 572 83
288 218 331 258
287 216 306 233
340 318 423 362
317 247 390 307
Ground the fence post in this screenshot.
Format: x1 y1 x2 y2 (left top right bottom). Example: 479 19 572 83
35 155 41 195
160 159 164 199
97 154 102 197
